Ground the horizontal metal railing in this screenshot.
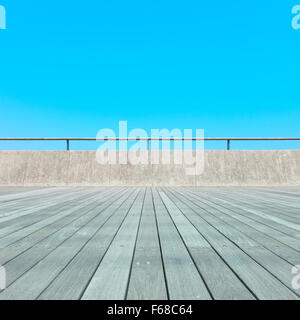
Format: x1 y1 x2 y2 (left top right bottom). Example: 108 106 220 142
0 137 299 151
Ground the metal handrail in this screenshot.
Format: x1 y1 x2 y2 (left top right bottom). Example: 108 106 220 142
0 137 299 150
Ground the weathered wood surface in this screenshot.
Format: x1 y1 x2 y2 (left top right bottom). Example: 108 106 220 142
0 187 299 300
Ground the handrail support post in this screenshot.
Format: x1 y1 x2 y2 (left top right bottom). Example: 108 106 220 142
227 139 230 150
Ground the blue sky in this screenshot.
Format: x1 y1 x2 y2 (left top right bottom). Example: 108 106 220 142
0 0 299 150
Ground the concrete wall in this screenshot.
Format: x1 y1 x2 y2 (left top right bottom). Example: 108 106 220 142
0 150 299 186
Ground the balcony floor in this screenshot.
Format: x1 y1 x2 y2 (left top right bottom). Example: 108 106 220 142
0 186 299 300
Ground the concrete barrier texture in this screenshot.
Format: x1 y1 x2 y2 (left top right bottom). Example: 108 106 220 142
0 150 299 186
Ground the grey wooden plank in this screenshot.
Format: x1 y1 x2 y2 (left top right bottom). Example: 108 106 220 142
254 187 300 198
0 187 49 196
208 188 300 223
0 188 129 285
0 188 119 249
0 186 298 300
0 188 103 218
187 188 300 250
166 188 298 300
188 187 300 238
151 188 211 300
207 188 300 223
0 188 126 265
82 188 145 300
0 188 89 223
178 188 300 266
126 188 168 300
0 187 88 212
0 187 66 203
170 189 300 298
38 188 140 300
160 188 254 300
0 188 135 299
0 188 106 239
219 187 300 205
0 187 74 210
222 192 300 222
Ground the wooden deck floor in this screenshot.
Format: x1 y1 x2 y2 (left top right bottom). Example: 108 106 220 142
0 186 299 300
